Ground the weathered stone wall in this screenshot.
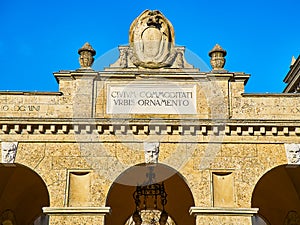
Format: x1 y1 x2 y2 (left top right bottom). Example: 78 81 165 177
2 130 293 208
0 93 72 118
232 94 300 119
1 72 300 224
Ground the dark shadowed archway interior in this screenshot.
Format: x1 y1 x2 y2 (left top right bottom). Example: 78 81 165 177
105 163 195 225
252 165 300 225
0 163 50 224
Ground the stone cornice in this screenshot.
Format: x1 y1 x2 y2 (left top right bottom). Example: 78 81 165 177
242 93 300 97
232 72 251 85
206 72 234 81
53 69 249 83
189 207 259 216
0 118 299 136
53 70 98 83
43 207 111 215
0 91 62 96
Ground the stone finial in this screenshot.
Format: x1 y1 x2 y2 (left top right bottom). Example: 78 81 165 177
290 56 296 68
1 142 18 163
78 42 96 69
209 44 227 70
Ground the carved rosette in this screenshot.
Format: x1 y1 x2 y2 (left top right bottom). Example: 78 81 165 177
129 10 176 69
78 42 96 69
209 44 227 70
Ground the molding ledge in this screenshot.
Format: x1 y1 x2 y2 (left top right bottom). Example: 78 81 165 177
189 207 259 216
43 207 111 215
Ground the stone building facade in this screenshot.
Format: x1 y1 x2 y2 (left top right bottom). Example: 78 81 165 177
0 10 300 225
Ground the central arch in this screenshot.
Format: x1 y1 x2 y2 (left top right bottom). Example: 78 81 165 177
105 163 195 225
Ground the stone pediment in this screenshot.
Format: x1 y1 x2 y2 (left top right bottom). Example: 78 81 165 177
108 10 195 70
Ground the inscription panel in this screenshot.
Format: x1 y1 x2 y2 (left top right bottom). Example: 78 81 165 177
0 104 40 112
107 84 197 114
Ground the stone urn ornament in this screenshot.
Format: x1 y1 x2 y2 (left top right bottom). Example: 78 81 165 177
209 44 227 70
78 42 96 69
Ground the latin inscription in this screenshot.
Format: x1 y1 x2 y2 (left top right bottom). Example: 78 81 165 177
107 84 197 114
0 105 40 112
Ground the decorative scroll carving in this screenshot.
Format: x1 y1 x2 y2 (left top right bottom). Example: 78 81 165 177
1 142 18 163
285 143 300 164
144 142 160 163
119 47 128 68
110 46 194 69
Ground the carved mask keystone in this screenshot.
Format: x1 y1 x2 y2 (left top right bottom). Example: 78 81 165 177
1 142 18 163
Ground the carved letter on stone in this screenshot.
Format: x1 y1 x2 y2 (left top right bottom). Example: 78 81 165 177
285 143 300 164
1 142 18 163
144 142 160 163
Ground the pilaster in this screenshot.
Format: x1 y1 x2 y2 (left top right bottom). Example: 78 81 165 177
54 70 98 118
71 70 98 118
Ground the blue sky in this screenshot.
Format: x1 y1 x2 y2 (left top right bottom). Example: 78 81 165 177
0 0 299 93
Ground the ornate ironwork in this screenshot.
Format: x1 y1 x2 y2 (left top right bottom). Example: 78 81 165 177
132 165 168 225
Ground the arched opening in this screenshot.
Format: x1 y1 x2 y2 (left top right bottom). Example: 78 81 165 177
252 164 300 225
0 163 50 224
105 163 195 225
